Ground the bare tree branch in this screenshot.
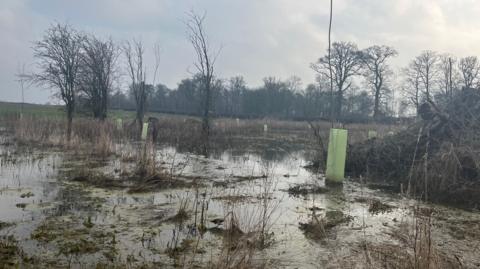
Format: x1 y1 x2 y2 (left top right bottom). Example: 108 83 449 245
311 41 361 119
459 56 480 89
186 10 219 156
358 45 398 119
27 22 84 142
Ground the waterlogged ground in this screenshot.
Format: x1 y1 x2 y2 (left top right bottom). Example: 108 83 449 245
1 140 480 268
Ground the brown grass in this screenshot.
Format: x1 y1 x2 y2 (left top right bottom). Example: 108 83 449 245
364 207 462 269
9 116 118 157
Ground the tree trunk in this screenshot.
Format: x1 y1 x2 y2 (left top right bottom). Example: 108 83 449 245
373 87 381 120
137 113 143 140
101 87 107 121
448 58 453 99
66 104 74 143
336 91 343 119
202 82 211 156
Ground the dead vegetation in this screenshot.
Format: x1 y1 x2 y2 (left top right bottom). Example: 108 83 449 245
371 206 462 269
165 197 191 224
0 222 13 231
8 116 118 157
354 197 395 214
299 210 353 240
348 89 480 208
62 161 198 194
212 195 254 204
31 215 118 266
363 241 461 269
67 169 127 189
368 199 395 214
287 183 329 196
0 235 27 268
3 111 399 159
57 139 203 194
127 173 198 193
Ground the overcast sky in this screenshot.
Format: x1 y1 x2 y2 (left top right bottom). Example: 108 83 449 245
2 0 480 104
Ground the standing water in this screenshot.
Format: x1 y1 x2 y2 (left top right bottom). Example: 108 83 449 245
0 141 479 268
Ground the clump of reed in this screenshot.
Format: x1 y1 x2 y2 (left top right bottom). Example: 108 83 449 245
209 165 280 269
12 116 65 146
6 115 129 157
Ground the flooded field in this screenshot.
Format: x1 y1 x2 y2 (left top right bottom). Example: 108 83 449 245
1 132 480 268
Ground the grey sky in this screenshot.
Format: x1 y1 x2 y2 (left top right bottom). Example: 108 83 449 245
1 0 480 104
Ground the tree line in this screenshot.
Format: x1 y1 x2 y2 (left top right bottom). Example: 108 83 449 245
111 42 480 122
108 75 373 122
24 20 480 142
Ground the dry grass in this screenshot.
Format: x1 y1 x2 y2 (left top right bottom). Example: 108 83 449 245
9 116 118 157
299 210 353 240
3 113 402 158
363 206 462 269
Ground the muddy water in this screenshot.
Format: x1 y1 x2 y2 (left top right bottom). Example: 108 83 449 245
1 143 480 268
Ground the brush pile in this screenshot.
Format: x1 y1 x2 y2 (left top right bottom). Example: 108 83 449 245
347 88 480 208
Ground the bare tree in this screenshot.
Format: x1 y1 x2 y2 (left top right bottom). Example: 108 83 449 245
286 76 303 94
79 35 118 120
438 54 457 99
186 11 219 155
359 45 398 119
402 66 422 115
311 41 361 119
28 23 84 142
123 40 160 138
226 76 246 116
15 63 28 117
409 51 439 102
458 56 480 89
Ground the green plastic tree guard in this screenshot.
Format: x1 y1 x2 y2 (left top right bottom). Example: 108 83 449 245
116 118 123 130
368 130 377 139
141 122 149 140
326 128 348 183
